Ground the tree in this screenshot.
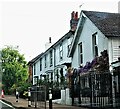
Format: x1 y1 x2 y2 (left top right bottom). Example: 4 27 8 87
1 46 28 94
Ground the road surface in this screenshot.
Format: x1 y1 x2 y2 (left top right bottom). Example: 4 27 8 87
0 100 15 109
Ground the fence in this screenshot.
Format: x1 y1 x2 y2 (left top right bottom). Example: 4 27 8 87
29 85 47 108
70 71 120 108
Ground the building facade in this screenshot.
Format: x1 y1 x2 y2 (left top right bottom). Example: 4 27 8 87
68 10 120 107
27 10 120 107
28 11 79 85
69 10 120 68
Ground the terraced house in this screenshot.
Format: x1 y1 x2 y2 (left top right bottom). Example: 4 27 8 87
28 11 79 86
28 10 120 108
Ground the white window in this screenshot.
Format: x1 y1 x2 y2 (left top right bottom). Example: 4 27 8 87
59 43 63 61
92 33 98 57
34 76 38 85
50 50 53 66
78 42 83 65
34 64 36 75
112 39 120 62
54 48 56 66
67 37 72 56
40 58 42 71
45 55 47 68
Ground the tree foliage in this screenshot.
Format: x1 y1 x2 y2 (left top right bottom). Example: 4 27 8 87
1 46 28 94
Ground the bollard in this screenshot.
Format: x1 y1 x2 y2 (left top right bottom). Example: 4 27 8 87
16 89 19 102
28 87 31 107
49 88 52 109
1 90 5 98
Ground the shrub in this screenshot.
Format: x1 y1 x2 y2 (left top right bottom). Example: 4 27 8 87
18 82 32 99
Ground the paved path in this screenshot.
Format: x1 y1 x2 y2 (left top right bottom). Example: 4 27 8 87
1 95 89 109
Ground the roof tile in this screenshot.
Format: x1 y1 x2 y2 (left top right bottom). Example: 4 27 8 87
83 10 120 37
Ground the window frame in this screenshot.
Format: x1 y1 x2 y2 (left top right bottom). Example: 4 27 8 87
50 50 53 66
92 33 98 57
54 48 56 66
34 64 36 75
40 58 42 71
59 43 63 61
78 42 83 65
67 37 72 56
44 55 47 68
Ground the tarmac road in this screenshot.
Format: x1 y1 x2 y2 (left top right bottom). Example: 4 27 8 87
0 100 15 109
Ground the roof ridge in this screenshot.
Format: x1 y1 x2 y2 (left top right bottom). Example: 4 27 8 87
82 10 119 14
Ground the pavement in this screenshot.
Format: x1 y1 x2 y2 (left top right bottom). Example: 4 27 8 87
0 95 90 109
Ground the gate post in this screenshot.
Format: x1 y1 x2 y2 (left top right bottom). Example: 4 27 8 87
49 88 52 109
28 87 31 107
110 65 116 107
16 89 19 102
89 71 94 108
71 74 74 106
35 86 38 108
90 72 92 108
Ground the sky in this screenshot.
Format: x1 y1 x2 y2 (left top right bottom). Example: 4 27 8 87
0 0 119 62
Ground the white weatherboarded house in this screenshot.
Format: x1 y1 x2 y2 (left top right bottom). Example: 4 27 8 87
68 10 120 107
28 31 75 85
69 10 120 68
28 11 79 85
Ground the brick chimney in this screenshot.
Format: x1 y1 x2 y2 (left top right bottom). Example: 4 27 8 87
49 37 51 43
70 11 79 31
45 37 52 50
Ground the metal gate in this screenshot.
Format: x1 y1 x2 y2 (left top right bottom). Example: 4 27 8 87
30 85 47 108
70 71 117 108
88 72 112 108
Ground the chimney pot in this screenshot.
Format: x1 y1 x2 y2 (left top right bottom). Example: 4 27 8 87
118 57 120 61
70 11 79 31
75 12 78 19
71 11 75 19
49 37 51 43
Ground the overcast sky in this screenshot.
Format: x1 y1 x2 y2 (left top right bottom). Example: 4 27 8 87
1 0 119 62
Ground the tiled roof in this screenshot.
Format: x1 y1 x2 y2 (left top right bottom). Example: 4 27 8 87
83 10 120 37
27 53 44 65
43 30 75 55
27 30 74 65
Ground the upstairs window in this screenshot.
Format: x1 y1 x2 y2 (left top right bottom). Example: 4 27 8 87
92 33 98 57
54 48 56 66
50 50 53 66
59 43 63 61
34 76 38 85
40 58 42 71
45 55 47 68
78 42 83 65
67 37 72 56
34 64 36 75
